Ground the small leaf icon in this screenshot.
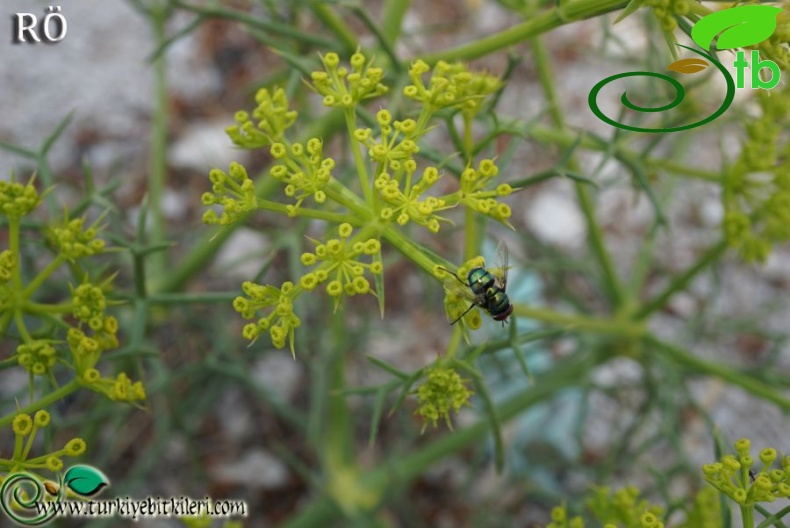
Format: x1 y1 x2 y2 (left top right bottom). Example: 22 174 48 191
691 5 782 51
44 481 60 495
63 465 110 497
666 58 709 74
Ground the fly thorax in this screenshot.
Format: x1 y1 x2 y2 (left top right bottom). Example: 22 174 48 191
467 267 495 295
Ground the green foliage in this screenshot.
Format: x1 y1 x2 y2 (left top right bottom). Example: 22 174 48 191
205 51 511 356
7 1 790 527
703 438 790 512
186 1 790 524
414 364 474 430
722 85 790 262
0 172 145 486
0 409 86 486
545 486 723 528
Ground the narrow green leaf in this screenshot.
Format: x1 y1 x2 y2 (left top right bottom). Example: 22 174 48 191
269 47 321 77
509 319 534 384
512 345 533 384
614 0 646 24
0 141 37 158
629 159 666 226
562 170 600 187
366 355 408 380
42 112 74 153
455 361 505 473
389 372 421 415
368 387 387 446
374 251 385 318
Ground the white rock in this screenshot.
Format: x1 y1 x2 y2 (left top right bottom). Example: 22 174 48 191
698 197 724 227
168 121 245 172
590 357 643 387
469 2 510 35
598 15 649 58
212 228 270 279
667 292 698 318
524 190 587 249
212 449 289 489
763 250 790 284
161 188 189 222
598 187 654 231
252 353 302 403
216 389 255 441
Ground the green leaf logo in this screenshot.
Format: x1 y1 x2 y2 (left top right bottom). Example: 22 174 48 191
63 465 110 497
691 5 782 51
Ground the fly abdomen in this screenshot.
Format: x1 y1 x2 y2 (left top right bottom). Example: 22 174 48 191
485 288 513 321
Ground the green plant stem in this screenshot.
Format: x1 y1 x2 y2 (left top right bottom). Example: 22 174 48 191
310 3 358 54
13 309 32 342
12 435 23 461
345 109 373 205
158 110 345 293
350 5 401 73
741 505 755 528
462 113 477 262
530 36 627 309
4 217 24 343
0 380 81 428
22 255 66 298
380 225 445 274
9 217 22 290
514 305 645 338
527 125 722 183
144 292 238 305
23 301 71 315
646 335 790 412
325 312 353 468
444 326 464 360
171 0 334 48
382 224 640 338
257 200 359 224
634 240 728 320
0 311 12 336
381 0 411 44
576 182 627 309
21 424 37 460
281 348 604 527
464 208 477 262
325 179 372 219
419 0 627 63
147 5 169 284
462 113 473 159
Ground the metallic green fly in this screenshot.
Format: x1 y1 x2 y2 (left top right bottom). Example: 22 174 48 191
439 242 513 326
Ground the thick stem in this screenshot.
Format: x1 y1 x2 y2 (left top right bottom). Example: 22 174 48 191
419 0 626 63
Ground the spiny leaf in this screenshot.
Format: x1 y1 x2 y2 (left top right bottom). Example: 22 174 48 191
614 0 647 24
366 354 408 379
368 387 387 446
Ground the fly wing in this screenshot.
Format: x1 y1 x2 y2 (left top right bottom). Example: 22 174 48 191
444 280 485 324
440 271 486 324
441 275 483 306
491 240 509 292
